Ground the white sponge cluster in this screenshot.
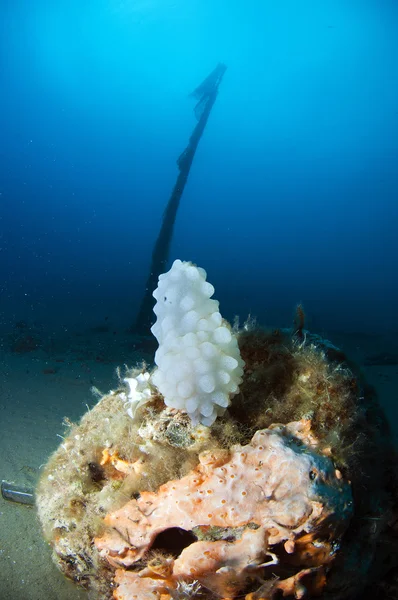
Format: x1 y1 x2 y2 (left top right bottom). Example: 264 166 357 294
150 259 245 426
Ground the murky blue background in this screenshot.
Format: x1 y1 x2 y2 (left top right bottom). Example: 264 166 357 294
2 0 397 334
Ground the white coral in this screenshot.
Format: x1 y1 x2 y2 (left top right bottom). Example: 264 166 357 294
150 259 245 426
123 372 152 419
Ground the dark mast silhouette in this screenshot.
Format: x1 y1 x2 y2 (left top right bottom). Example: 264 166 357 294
134 63 227 335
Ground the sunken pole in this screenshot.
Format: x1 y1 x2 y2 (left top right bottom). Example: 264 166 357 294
134 63 227 335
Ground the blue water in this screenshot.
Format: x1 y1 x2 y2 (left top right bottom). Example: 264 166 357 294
1 0 398 335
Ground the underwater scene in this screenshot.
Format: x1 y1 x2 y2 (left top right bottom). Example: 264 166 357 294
1 1 398 599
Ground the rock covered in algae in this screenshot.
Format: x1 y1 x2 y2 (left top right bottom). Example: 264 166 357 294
36 327 398 600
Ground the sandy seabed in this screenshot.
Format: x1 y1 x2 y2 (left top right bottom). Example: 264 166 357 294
0 326 397 600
